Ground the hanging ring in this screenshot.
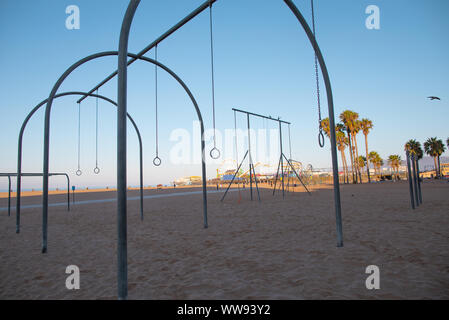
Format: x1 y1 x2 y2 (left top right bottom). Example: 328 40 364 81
94 167 100 174
210 147 221 159
153 156 162 167
76 169 82 176
318 130 325 148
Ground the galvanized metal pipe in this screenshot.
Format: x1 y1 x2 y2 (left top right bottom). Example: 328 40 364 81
411 154 419 207
16 91 144 233
406 150 415 210
283 0 343 247
77 0 217 105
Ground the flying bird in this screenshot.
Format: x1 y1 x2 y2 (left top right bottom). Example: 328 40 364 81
427 96 441 101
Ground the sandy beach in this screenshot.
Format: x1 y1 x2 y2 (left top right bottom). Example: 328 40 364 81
0 180 448 299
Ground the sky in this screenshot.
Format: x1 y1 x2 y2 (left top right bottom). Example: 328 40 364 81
0 0 448 191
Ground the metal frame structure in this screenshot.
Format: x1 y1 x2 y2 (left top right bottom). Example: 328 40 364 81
40 53 208 263
27 0 343 299
220 108 310 203
16 91 144 234
1 173 70 217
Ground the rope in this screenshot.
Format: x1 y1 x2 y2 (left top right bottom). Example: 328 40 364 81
209 2 220 159
311 0 324 148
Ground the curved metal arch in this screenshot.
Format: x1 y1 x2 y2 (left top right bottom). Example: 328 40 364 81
41 51 208 256
282 0 342 247
16 91 144 234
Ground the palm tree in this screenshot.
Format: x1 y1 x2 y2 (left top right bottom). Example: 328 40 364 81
388 155 401 181
353 120 363 182
322 118 349 183
424 137 446 178
340 110 360 183
357 156 366 176
360 118 373 182
447 137 449 148
368 151 380 179
336 130 350 184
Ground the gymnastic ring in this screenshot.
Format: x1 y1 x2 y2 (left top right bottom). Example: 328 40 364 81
318 131 325 148
153 156 162 167
94 167 100 174
210 147 221 159
76 169 82 176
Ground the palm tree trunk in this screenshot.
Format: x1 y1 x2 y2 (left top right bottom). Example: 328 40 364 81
364 134 371 183
437 156 441 178
340 150 348 184
433 156 438 178
353 133 362 183
347 130 356 183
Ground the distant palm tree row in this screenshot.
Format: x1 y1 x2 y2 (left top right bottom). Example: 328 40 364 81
321 110 374 183
321 111 448 182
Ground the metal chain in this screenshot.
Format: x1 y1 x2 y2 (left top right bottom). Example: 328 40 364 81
209 2 220 159
95 89 99 168
155 45 158 157
311 0 324 147
76 102 82 175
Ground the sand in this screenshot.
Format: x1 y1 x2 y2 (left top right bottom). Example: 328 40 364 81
0 180 448 299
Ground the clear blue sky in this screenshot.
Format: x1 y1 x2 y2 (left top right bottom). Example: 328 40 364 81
0 0 448 191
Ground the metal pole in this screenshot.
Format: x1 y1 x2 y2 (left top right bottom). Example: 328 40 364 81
272 155 282 196
415 157 422 204
283 155 311 194
17 91 144 233
65 174 70 211
283 0 343 246
77 0 217 105
117 0 140 300
411 154 419 207
247 114 253 201
8 175 11 217
406 150 415 210
221 151 248 202
279 120 285 199
232 108 290 124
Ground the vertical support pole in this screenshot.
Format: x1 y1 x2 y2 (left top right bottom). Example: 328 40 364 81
66 174 70 211
279 120 285 199
406 150 415 210
283 0 343 246
117 0 140 300
415 157 422 204
247 113 253 201
411 154 419 207
8 175 11 217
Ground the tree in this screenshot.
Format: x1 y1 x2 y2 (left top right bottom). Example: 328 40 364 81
388 155 401 181
336 130 350 184
360 118 373 182
369 151 382 179
357 156 366 173
321 118 350 184
424 137 446 178
340 110 360 183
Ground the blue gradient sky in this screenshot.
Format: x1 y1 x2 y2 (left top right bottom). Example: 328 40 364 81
0 0 448 191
